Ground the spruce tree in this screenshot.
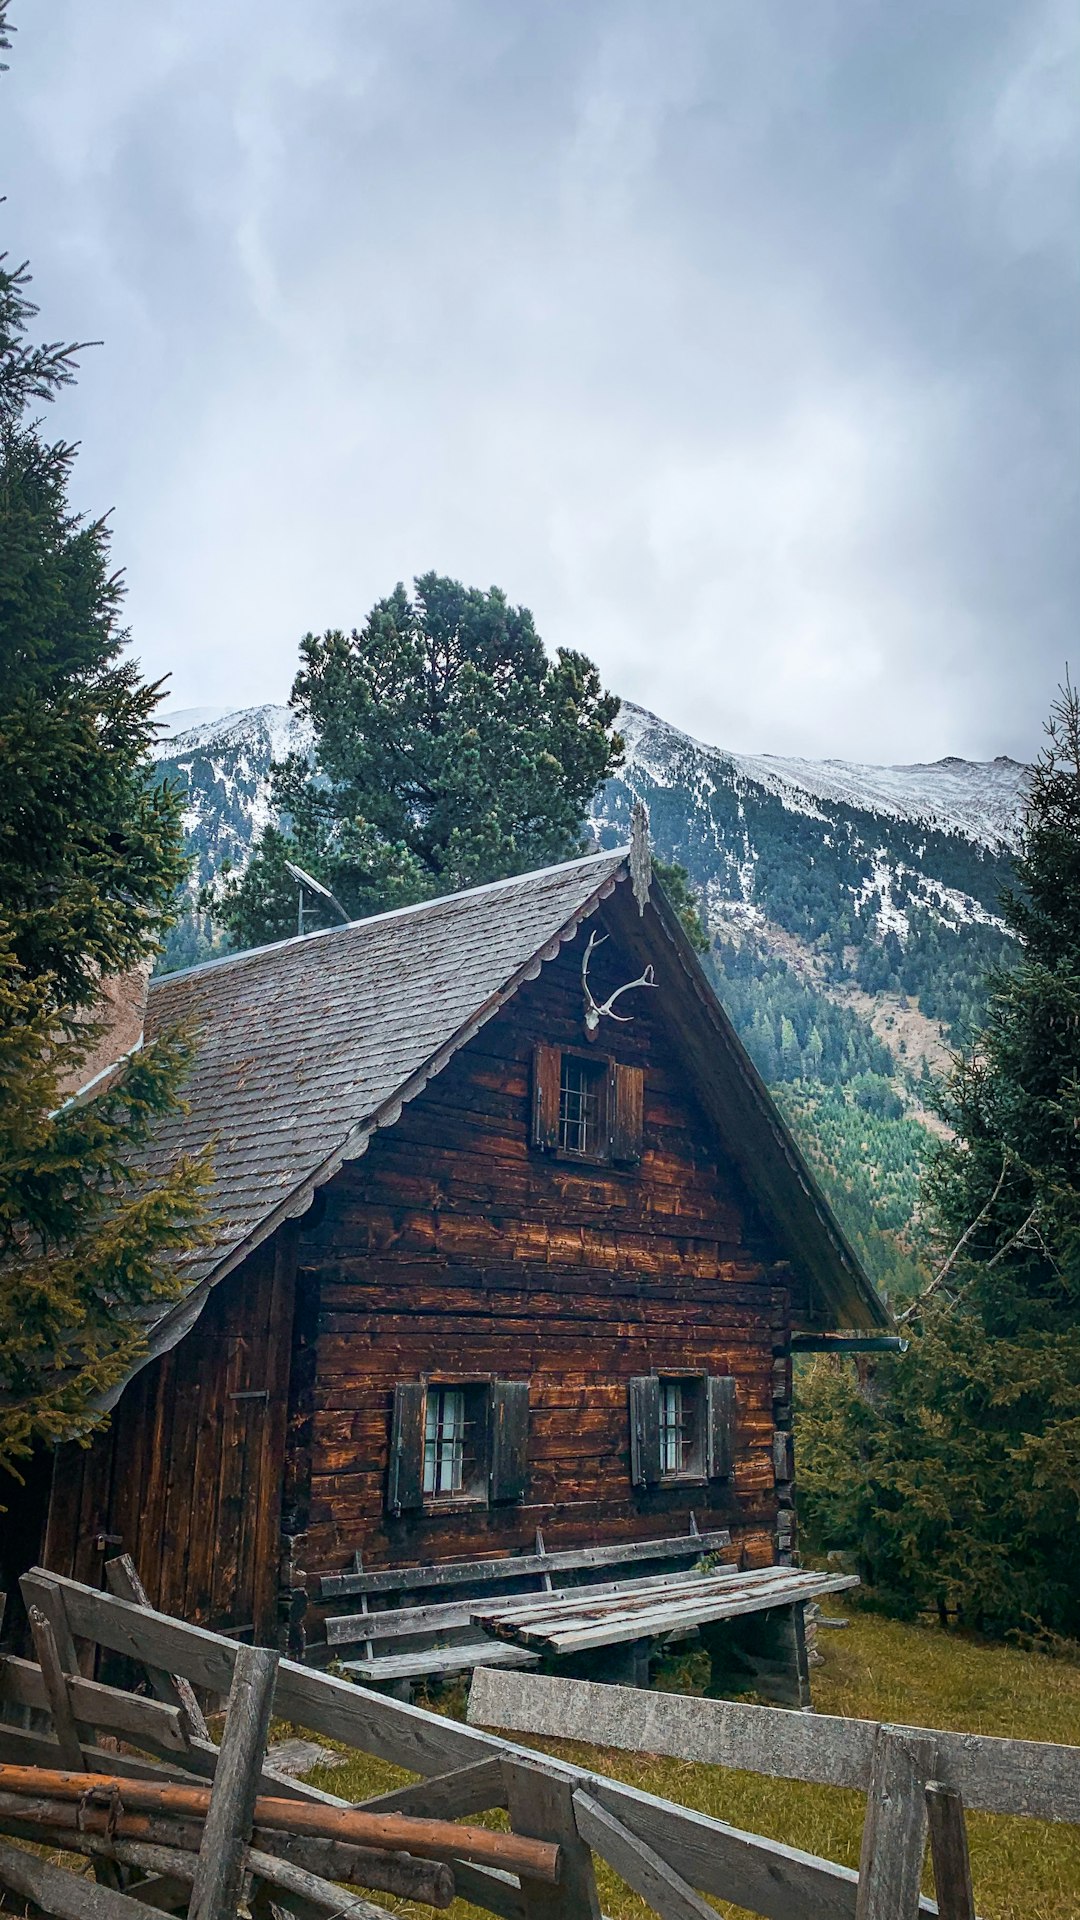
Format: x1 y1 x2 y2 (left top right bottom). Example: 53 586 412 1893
0 214 209 1477
798 681 1080 1641
217 573 622 947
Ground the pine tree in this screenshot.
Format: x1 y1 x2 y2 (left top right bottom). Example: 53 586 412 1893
798 681 1080 1641
216 574 622 947
0 217 209 1478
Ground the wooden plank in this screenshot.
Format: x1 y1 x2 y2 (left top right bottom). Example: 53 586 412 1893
325 1571 703 1646
320 1532 732 1598
357 1755 508 1817
452 1862 525 1920
572 1791 718 1920
855 1727 937 1920
188 1643 279 1920
342 1642 541 1682
466 1666 1080 1825
28 1605 85 1771
478 1573 858 1653
105 1554 211 1740
0 1654 189 1753
0 1841 166 1920
504 1758 601 1920
925 1782 976 1920
475 1567 805 1632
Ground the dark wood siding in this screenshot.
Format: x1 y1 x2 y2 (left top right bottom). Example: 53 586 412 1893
43 1229 296 1642
288 910 792 1628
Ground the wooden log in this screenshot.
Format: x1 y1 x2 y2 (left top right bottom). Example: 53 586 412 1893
105 1554 211 1741
0 1839 166 1920
925 1782 976 1920
189 1642 279 1920
855 1728 937 1920
503 1758 600 1920
0 1792 454 1905
572 1791 719 1920
0 1654 190 1753
0 1764 562 1883
467 1665 1080 1824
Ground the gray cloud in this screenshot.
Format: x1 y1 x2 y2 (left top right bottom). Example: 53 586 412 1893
2 0 1077 762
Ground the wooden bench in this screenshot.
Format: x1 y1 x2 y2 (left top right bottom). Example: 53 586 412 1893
314 1529 854 1705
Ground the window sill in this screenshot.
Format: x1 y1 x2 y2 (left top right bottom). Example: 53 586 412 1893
658 1474 708 1488
422 1495 489 1514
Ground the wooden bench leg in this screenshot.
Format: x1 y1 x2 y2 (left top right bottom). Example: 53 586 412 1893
700 1604 810 1708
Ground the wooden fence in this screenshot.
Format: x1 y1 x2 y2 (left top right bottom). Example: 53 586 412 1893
468 1666 1080 1920
2 1568 1076 1920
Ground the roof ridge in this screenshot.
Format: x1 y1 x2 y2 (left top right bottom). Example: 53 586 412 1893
151 844 630 990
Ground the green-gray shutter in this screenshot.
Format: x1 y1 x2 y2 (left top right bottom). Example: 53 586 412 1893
386 1381 425 1514
629 1375 662 1487
491 1379 530 1502
707 1374 737 1479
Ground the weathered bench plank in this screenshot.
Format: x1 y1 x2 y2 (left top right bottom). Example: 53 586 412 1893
319 1532 731 1599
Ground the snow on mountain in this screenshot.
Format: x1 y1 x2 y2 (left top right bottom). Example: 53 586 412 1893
616 704 1028 851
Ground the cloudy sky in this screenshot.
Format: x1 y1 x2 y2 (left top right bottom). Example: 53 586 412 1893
3 1 1077 762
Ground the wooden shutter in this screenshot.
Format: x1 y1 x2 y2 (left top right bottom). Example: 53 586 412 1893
531 1043 561 1151
773 1428 795 1485
610 1063 644 1166
629 1375 661 1488
386 1382 425 1514
490 1379 530 1502
707 1374 737 1480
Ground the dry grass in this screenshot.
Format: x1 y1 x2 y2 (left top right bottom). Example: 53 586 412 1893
301 1607 1080 1920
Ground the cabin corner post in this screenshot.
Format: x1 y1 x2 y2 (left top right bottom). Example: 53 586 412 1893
280 1261 320 1658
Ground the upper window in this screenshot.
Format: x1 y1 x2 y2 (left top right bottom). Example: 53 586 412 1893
532 1043 644 1168
558 1053 609 1158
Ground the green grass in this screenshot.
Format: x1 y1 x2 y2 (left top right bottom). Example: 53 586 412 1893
299 1608 1080 1920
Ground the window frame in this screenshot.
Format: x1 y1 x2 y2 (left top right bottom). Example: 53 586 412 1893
419 1376 491 1509
657 1372 707 1484
556 1047 612 1163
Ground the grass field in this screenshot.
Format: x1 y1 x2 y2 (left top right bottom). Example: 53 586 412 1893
300 1606 1080 1920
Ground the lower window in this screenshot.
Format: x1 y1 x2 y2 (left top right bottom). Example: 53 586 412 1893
423 1383 484 1499
659 1375 705 1479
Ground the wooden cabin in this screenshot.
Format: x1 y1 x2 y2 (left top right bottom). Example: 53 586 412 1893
22 839 887 1655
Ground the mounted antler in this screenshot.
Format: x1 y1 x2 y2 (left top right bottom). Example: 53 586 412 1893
581 929 657 1033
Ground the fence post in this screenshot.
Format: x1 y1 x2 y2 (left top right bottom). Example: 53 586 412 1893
855 1726 937 1920
503 1756 601 1920
188 1644 278 1920
925 1781 976 1920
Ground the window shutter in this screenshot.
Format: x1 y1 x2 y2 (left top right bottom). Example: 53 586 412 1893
386 1381 425 1514
490 1379 530 1502
629 1375 662 1487
531 1043 561 1151
707 1374 737 1480
610 1063 644 1166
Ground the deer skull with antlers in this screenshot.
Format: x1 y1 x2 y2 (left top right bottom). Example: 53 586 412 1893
581 930 657 1033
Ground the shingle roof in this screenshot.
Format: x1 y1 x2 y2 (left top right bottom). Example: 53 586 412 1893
144 848 627 1299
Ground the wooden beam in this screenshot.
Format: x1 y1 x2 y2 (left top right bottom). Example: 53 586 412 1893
105 1553 211 1740
467 1666 1080 1823
0 1840 166 1920
572 1791 719 1920
357 1755 508 1817
855 1728 937 1920
188 1643 279 1920
504 1758 600 1920
28 1605 86 1771
0 1653 189 1753
320 1532 732 1599
925 1782 976 1920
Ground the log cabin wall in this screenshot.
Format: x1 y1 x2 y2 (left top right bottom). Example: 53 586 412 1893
42 1228 296 1641
288 909 794 1641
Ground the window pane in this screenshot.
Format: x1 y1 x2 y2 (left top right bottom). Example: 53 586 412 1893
423 1386 465 1495
558 1055 607 1156
660 1380 682 1474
